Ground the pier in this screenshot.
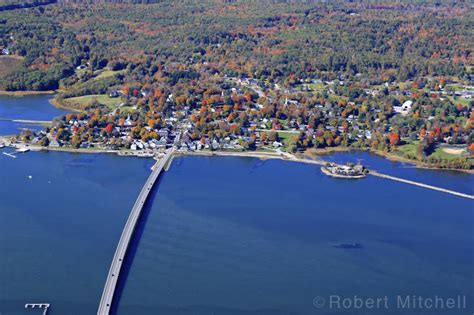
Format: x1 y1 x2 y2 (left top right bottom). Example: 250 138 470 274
25 303 50 315
370 171 474 200
97 148 175 314
2 151 16 158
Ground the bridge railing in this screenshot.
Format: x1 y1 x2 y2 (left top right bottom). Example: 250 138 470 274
97 148 174 314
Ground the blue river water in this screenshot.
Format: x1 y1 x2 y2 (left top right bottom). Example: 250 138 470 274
0 94 68 135
1 152 473 315
321 152 473 196
0 151 153 314
0 96 473 315
112 156 473 315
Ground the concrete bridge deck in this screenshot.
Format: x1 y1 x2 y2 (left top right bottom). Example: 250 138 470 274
97 148 174 314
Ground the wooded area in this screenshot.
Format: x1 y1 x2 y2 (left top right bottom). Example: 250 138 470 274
2 1 473 168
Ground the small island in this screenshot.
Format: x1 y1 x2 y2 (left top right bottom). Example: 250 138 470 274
321 162 368 179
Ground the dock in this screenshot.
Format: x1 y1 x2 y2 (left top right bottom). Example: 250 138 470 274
25 303 50 315
3 151 16 158
97 148 175 314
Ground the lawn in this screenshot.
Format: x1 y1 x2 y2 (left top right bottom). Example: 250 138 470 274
277 131 299 143
63 94 122 109
448 96 472 108
445 83 469 92
396 140 419 158
302 82 325 91
431 147 467 161
396 140 467 161
0 55 23 79
74 68 125 81
92 69 126 81
260 130 299 151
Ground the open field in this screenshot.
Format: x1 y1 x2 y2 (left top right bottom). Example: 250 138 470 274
58 94 122 110
75 68 125 81
441 147 466 155
431 147 467 160
260 130 299 149
395 141 469 162
0 55 23 78
396 141 419 158
93 69 126 81
448 96 472 107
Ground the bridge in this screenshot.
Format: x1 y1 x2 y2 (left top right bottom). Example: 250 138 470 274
97 148 175 314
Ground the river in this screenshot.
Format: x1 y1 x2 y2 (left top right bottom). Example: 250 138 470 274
0 94 68 135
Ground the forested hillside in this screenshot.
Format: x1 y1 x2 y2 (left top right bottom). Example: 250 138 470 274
1 1 473 169
0 1 472 90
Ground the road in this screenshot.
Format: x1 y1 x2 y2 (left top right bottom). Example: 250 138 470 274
97 148 174 314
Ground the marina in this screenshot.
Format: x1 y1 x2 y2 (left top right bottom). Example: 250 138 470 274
1 144 31 158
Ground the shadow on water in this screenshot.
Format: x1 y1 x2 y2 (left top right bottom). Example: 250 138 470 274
109 175 165 315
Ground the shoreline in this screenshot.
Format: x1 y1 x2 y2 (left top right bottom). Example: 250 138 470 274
1 138 472 174
2 142 473 198
372 150 474 175
0 90 56 96
49 98 83 112
0 93 470 173
175 149 326 166
306 146 473 175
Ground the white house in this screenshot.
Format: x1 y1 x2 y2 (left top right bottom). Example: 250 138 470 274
394 100 413 116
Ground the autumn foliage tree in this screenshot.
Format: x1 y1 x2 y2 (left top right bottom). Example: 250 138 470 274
389 133 400 147
469 143 474 155
105 123 114 133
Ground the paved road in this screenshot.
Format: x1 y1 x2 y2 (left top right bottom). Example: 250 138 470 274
97 148 174 314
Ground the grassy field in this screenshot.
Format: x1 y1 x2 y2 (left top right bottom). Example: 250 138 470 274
431 147 467 160
260 130 299 151
396 140 467 161
396 141 419 158
300 81 325 91
448 96 472 107
0 55 23 79
62 94 122 110
93 69 126 81
75 67 125 79
277 131 299 143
